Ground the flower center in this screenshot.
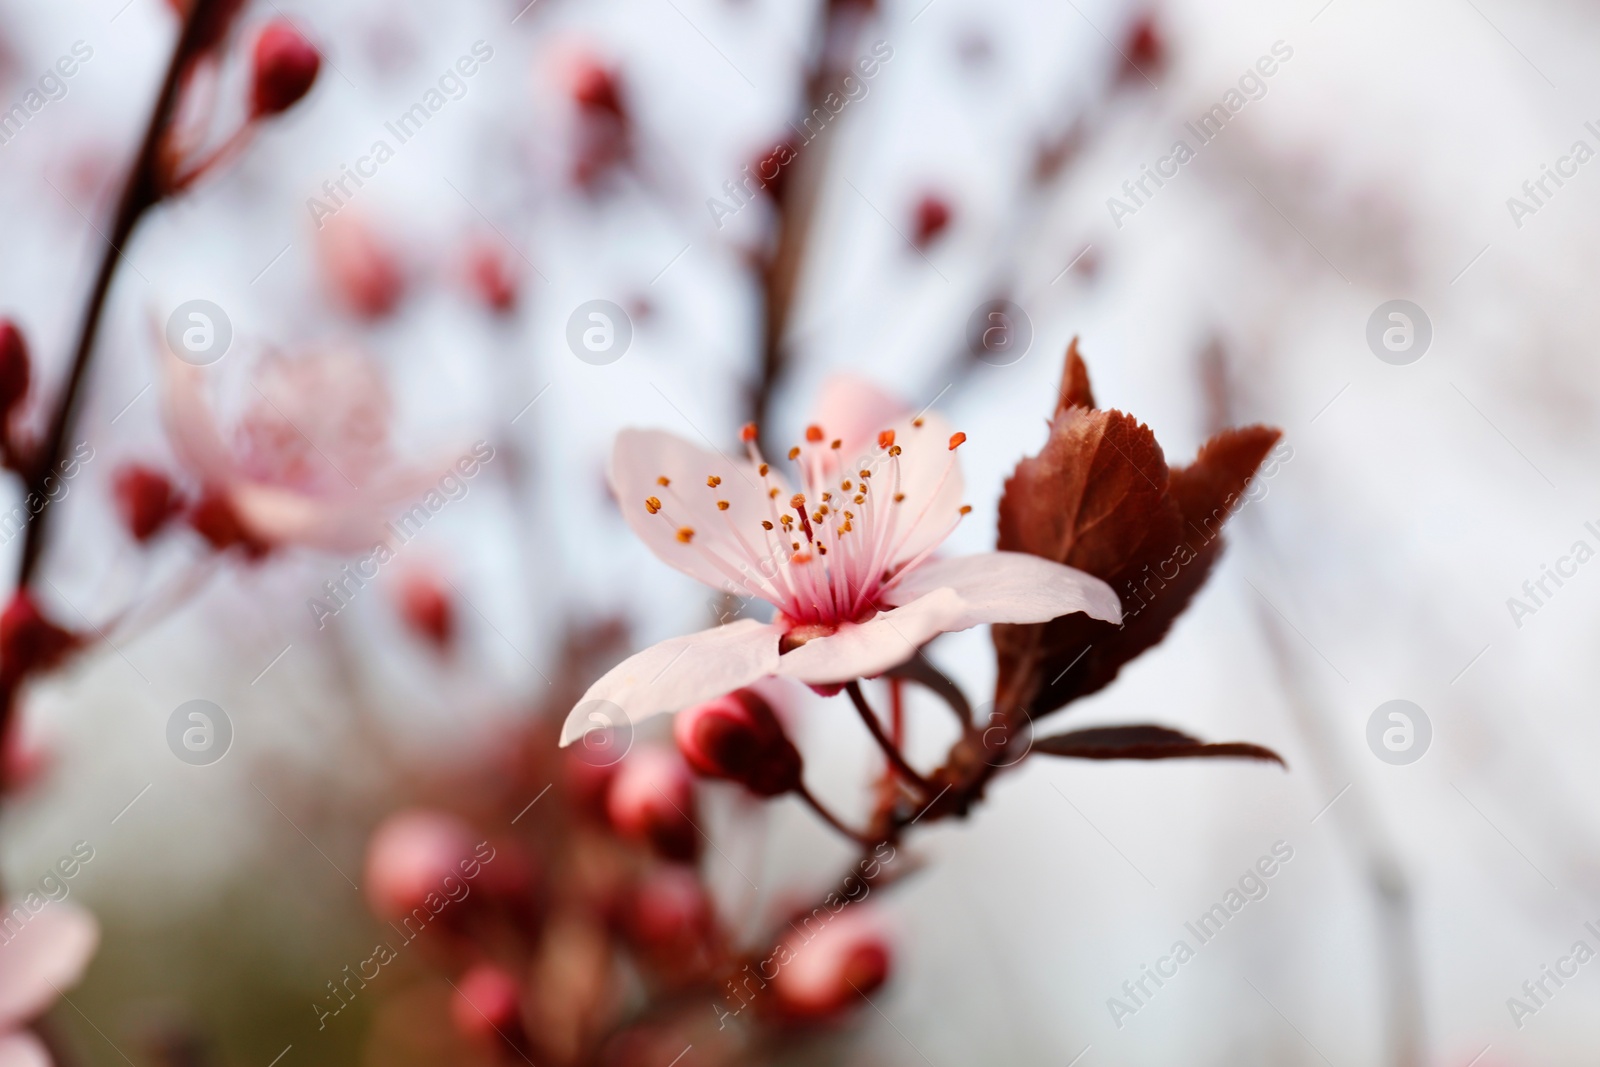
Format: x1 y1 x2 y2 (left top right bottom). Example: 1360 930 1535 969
640 417 972 626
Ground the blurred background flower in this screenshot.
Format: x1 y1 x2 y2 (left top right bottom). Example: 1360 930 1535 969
0 0 1597 1065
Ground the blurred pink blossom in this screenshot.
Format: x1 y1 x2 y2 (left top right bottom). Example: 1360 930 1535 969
0 902 98 1067
161 346 436 554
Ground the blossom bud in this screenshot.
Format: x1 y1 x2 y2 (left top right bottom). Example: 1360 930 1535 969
770 910 892 1022
911 194 952 248
464 240 518 314
188 489 268 557
318 216 405 320
0 319 31 425
397 570 454 650
0 593 78 686
628 865 712 956
673 689 801 797
606 748 700 863
570 57 624 118
1119 14 1165 84
364 809 476 921
450 963 522 1041
250 20 321 117
113 465 182 542
750 142 794 201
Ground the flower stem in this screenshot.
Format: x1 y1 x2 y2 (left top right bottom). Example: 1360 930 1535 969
0 0 228 797
845 681 933 794
795 781 870 846
889 655 972 727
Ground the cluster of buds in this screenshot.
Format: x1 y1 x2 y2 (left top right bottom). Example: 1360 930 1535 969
353 672 896 1065
562 50 631 188
161 16 321 193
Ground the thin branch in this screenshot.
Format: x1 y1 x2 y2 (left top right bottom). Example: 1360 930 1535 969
888 655 972 727
16 2 223 588
845 681 932 793
0 0 228 787
795 781 871 846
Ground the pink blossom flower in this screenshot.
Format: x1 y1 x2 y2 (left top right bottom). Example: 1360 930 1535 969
0 902 98 1067
770 907 891 1021
561 376 1119 743
161 345 435 554
363 809 476 921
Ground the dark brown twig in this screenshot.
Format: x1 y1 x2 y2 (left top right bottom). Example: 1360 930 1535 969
844 681 932 793
0 1 228 785
16 1 224 589
795 781 871 846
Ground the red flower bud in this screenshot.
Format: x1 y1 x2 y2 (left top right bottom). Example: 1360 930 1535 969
606 747 700 863
464 240 518 314
450 963 522 1041
0 319 31 425
318 216 405 320
750 142 794 201
363 809 477 921
1119 14 1165 84
570 57 624 118
911 194 952 249
250 20 321 117
0 593 78 686
628 865 712 956
674 689 801 797
770 910 892 1022
188 489 269 557
397 570 454 651
113 465 182 542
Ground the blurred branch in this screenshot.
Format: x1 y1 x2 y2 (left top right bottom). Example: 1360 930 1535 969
1203 338 1424 1067
749 0 875 436
15 0 226 591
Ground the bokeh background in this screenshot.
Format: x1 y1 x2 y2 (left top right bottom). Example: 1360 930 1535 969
3 0 1600 1063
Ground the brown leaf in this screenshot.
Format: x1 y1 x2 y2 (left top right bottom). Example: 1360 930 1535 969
1032 724 1285 766
992 344 1282 719
1055 336 1096 414
1169 426 1283 553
